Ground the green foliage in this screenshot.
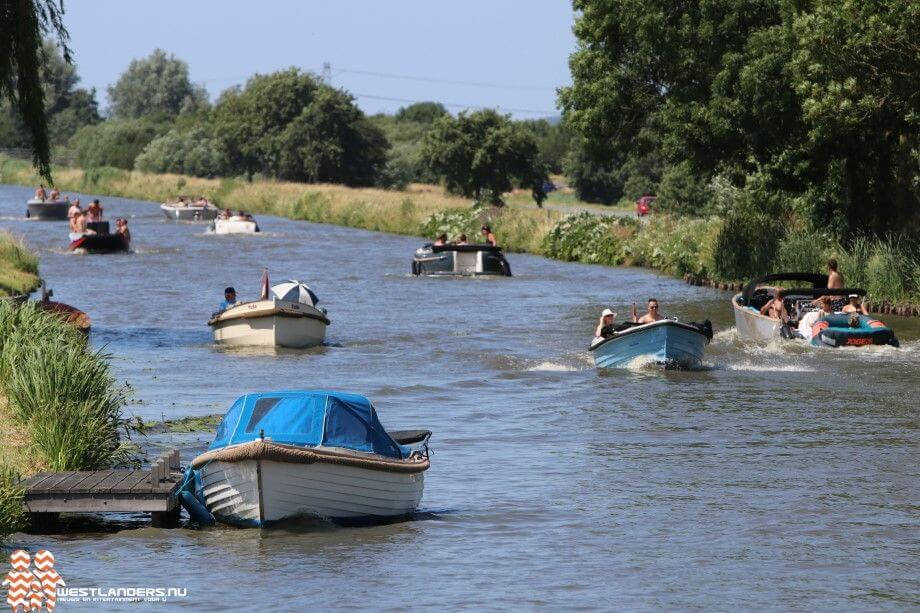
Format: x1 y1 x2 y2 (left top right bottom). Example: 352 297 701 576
519 119 572 174
418 208 481 241
774 231 832 274
656 162 713 215
628 215 720 277
70 118 167 169
542 212 637 264
712 208 784 281
395 102 447 124
0 302 133 471
107 49 209 119
135 127 229 178
0 467 24 542
563 140 623 204
422 109 548 206
0 231 40 297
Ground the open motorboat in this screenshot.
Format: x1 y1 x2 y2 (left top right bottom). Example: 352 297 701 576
26 198 70 220
210 216 259 234
67 221 130 254
732 272 899 347
590 318 713 369
412 243 512 276
208 279 330 348
161 200 219 221
182 390 431 527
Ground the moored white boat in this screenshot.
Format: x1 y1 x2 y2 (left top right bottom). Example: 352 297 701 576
589 318 712 369
210 216 259 234
186 390 431 526
26 198 70 220
208 280 329 348
161 202 219 221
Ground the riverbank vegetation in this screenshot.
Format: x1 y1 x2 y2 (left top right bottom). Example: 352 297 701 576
0 231 40 297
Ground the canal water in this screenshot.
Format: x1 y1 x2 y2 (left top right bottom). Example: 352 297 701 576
2 185 918 610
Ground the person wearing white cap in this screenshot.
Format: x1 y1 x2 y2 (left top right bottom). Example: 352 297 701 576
594 308 617 342
841 293 868 315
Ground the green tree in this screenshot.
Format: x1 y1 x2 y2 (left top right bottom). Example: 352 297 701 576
0 1 70 180
107 49 208 119
395 101 447 124
134 127 229 178
564 139 623 204
69 118 167 169
422 109 548 206
519 119 572 175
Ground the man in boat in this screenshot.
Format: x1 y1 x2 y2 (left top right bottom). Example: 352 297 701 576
827 258 844 289
218 287 238 312
759 289 787 321
594 308 617 341
481 225 497 246
69 210 92 239
842 293 868 315
48 186 61 201
115 218 131 242
67 198 82 230
798 296 833 340
35 185 46 200
87 199 103 222
633 298 663 324
457 233 468 245
433 233 448 246
220 208 231 219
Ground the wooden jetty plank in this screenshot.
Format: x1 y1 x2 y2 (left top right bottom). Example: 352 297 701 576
93 470 137 493
53 472 97 493
20 472 56 490
112 471 154 494
69 470 115 494
24 495 173 514
27 472 77 494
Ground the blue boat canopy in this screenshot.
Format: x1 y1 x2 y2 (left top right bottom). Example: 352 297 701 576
210 391 403 459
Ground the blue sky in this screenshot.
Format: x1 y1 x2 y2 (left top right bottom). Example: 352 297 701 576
65 1 577 119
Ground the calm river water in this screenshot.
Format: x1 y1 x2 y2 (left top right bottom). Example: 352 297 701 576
2 185 918 610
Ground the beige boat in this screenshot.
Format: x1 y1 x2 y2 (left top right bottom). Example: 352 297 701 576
208 299 329 348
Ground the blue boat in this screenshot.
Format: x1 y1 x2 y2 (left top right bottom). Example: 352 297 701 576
589 319 713 369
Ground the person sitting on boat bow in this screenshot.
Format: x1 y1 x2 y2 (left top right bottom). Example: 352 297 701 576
87 199 104 222
760 289 787 321
218 287 238 312
433 233 448 246
457 234 468 245
481 225 497 246
67 199 82 231
633 298 663 324
35 185 46 200
842 293 868 316
594 308 617 342
115 218 131 241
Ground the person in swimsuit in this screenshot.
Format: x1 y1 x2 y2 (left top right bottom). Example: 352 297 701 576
633 298 663 324
760 289 787 321
481 225 497 246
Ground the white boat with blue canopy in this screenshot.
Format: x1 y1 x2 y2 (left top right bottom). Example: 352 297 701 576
589 319 713 369
185 390 431 527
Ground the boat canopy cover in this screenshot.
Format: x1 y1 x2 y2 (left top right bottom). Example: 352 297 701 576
740 272 829 305
271 280 318 306
209 390 402 458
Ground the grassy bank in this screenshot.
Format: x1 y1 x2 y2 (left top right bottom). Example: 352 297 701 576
0 301 134 541
2 156 918 305
0 231 40 297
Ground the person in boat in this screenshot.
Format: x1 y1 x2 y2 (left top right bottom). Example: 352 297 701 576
842 293 868 315
594 308 617 341
195 196 208 206
457 233 468 245
236 210 254 221
633 298 663 324
759 289 787 321
48 186 61 201
219 287 238 312
35 185 46 200
115 218 131 241
220 208 231 219
481 225 497 246
71 210 92 236
87 199 103 222
176 196 188 207
67 198 82 231
433 233 448 246
798 296 833 340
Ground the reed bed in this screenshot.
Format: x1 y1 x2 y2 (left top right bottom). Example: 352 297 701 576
0 467 24 542
0 231 40 297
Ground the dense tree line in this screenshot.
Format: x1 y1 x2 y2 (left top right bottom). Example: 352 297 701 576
560 0 920 234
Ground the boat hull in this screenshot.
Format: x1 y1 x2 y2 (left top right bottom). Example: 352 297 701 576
161 204 218 221
412 245 511 277
211 218 259 234
199 458 425 526
67 234 130 254
591 320 709 368
209 299 329 348
26 200 69 220
732 293 781 342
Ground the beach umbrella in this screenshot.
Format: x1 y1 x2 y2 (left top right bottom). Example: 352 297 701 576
271 280 318 306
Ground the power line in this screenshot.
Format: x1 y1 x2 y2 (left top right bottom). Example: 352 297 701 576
351 92 555 116
333 67 558 92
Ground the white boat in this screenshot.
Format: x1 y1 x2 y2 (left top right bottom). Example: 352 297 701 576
186 391 431 526
161 201 219 221
26 198 70 220
208 280 329 348
210 216 259 234
732 273 831 342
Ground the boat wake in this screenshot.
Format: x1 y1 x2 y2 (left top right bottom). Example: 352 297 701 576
526 361 582 372
721 359 816 373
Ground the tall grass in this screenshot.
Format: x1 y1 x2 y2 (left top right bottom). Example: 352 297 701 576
0 302 132 472
0 467 24 541
0 231 40 297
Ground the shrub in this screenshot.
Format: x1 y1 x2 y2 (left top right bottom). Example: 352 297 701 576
656 161 713 215
628 215 719 277
712 208 784 280
135 127 230 178
70 118 167 169
564 142 623 205
775 230 832 273
542 212 637 265
418 207 482 242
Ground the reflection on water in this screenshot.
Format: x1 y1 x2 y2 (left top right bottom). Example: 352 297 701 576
2 184 918 609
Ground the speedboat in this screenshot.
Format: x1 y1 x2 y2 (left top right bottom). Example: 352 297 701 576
183 390 431 526
161 201 219 221
589 319 713 369
210 216 259 234
732 272 899 347
26 198 70 220
208 280 329 348
412 243 511 276
67 221 130 254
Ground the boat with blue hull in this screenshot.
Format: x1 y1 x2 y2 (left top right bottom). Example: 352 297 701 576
590 319 713 369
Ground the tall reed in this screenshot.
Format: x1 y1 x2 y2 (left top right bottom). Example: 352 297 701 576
0 467 24 542
0 231 40 297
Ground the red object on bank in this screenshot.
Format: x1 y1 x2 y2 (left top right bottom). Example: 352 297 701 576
636 196 656 217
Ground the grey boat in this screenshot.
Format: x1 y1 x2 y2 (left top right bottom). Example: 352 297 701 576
412 243 512 277
26 198 70 220
160 202 219 221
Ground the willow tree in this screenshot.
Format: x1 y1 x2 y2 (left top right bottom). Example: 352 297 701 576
0 0 70 181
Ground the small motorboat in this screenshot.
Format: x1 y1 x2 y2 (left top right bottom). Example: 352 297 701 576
36 283 91 334
26 198 70 220
161 200 219 221
590 319 713 369
732 272 899 347
210 216 259 234
184 390 431 526
412 243 511 276
67 221 130 254
208 279 329 348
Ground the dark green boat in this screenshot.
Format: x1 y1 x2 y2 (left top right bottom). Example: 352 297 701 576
412 244 512 277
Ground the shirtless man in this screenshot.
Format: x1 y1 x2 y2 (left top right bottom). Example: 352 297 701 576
841 293 868 315
115 218 131 242
433 233 447 246
48 186 61 201
67 198 82 232
633 298 663 324
35 185 46 200
827 258 844 289
760 289 787 321
86 199 103 222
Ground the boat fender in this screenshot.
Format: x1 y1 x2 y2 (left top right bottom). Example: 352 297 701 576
25 209 30 218
255 224 260 232
179 490 216 525
500 258 512 277
411 260 421 276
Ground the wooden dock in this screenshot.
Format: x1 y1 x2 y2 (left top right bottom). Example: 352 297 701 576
21 450 184 528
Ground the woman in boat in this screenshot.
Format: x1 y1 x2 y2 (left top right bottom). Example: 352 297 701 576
842 293 868 315
115 218 131 242
481 225 497 246
759 289 787 321
220 208 231 219
594 308 617 341
798 296 833 340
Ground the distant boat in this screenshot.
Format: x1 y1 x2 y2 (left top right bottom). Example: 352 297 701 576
161 201 219 221
26 198 70 220
67 221 130 254
186 390 431 526
590 319 713 369
412 243 512 276
208 280 329 348
210 216 259 234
